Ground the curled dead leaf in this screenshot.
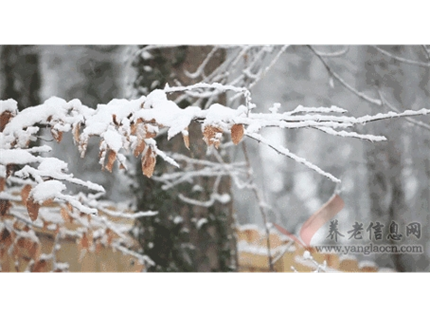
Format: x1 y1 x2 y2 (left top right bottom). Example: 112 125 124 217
6 164 15 178
0 228 13 250
182 128 190 150
26 197 40 222
21 184 32 205
51 128 63 143
60 205 71 223
203 125 223 149
32 259 48 272
144 125 157 139
0 199 10 216
134 138 146 157
16 237 41 261
141 147 156 178
105 149 117 173
231 124 244 145
0 111 14 132
112 114 119 126
73 123 81 144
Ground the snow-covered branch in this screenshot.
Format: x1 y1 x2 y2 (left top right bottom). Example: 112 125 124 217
2 83 430 224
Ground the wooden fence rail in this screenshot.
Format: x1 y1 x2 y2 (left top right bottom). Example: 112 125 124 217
236 225 393 273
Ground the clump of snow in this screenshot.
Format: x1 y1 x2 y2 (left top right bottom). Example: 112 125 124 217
358 260 377 268
0 149 40 165
37 157 68 174
303 250 311 260
173 216 183 224
30 180 66 203
196 218 208 230
0 99 18 114
269 103 281 114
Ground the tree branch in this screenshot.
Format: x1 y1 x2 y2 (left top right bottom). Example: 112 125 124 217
373 46 430 68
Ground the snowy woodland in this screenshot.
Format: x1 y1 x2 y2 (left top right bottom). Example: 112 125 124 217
1 45 430 272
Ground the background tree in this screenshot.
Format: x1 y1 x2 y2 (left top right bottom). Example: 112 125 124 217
0 45 41 111
244 45 430 271
130 46 237 271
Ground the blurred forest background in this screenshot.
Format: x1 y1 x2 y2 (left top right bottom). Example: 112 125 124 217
1 45 429 272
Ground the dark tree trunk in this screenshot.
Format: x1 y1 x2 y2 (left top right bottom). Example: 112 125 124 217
131 46 237 272
0 45 41 110
363 45 429 271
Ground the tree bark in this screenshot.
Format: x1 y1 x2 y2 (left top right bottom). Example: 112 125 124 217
132 46 237 272
0 45 41 110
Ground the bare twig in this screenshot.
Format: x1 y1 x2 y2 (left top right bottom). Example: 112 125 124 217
309 45 430 133
311 46 349 57
241 141 274 272
307 45 382 106
373 46 430 67
378 90 430 132
421 45 430 61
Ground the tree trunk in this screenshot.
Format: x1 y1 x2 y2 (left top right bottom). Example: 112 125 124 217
131 46 237 272
0 45 41 110
363 45 429 271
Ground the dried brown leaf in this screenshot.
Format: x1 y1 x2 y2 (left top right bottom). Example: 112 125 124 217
144 125 157 139
51 128 63 143
32 259 48 272
0 178 4 192
29 242 41 261
231 124 244 145
203 125 223 148
0 111 14 132
79 232 90 251
73 123 81 144
141 147 156 178
60 205 71 223
26 197 40 222
16 237 40 261
21 184 32 204
0 199 11 216
134 139 146 157
42 221 50 230
182 128 190 150
6 164 15 178
79 140 88 158
112 114 119 126
0 228 13 249
105 149 116 173
130 122 137 135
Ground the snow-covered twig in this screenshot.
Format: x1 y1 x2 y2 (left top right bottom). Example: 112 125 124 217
246 132 341 183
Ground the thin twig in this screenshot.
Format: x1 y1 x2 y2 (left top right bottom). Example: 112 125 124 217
307 45 382 106
378 90 430 132
373 46 430 68
421 45 430 61
311 46 349 57
241 141 274 272
309 45 430 132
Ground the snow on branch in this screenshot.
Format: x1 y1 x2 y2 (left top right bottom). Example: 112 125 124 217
2 84 430 223
1 82 430 272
